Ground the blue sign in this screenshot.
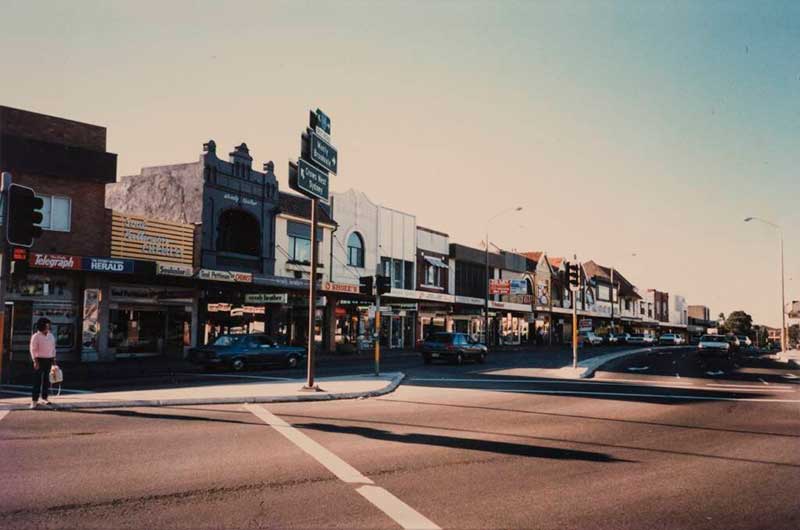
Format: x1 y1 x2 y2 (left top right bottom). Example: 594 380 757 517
315 109 331 134
310 132 337 174
83 257 135 274
295 160 329 201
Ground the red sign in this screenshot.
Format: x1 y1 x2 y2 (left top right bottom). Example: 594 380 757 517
29 253 82 270
322 282 360 294
12 248 27 261
489 279 511 295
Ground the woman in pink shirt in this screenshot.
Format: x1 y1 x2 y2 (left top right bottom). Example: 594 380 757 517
30 317 56 408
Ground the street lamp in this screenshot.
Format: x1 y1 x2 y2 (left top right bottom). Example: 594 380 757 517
484 206 523 348
744 217 787 352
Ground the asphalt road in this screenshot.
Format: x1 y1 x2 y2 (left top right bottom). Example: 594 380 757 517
1 348 798 530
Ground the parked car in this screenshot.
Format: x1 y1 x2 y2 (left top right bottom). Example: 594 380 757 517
697 335 731 357
578 330 603 346
189 334 307 371
725 334 741 353
642 335 656 344
736 335 753 348
421 332 487 365
605 332 630 344
627 334 646 344
659 333 685 345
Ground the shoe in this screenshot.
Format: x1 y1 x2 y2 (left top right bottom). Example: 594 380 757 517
30 401 38 409
40 400 50 406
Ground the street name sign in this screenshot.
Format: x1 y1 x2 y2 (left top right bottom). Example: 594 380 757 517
310 132 338 174
295 159 329 201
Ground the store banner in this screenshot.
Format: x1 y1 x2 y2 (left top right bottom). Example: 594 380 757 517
111 211 194 265
509 279 528 295
242 306 266 314
81 288 101 362
207 303 232 312
579 318 593 331
83 257 135 274
321 281 360 294
197 269 253 283
157 262 194 277
489 279 510 295
29 253 82 270
244 293 288 304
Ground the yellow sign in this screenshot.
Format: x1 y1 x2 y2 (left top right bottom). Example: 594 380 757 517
111 212 194 265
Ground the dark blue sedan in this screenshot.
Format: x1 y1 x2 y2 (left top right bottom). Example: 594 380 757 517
189 334 307 371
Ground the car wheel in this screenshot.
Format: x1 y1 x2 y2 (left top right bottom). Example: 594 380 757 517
423 355 432 365
478 352 486 364
231 358 246 371
456 353 464 365
286 355 300 369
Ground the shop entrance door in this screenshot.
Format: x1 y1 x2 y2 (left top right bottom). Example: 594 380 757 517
165 308 191 359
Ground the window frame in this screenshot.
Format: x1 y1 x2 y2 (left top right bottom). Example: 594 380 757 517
346 232 365 268
35 194 72 232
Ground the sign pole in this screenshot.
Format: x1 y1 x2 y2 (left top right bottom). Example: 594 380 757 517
0 172 11 384
572 255 579 369
304 197 319 390
374 290 381 376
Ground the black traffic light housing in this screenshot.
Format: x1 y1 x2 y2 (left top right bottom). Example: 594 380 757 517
6 183 43 248
359 275 373 295
376 274 391 295
567 262 580 290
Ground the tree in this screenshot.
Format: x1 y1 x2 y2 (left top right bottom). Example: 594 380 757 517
725 311 753 336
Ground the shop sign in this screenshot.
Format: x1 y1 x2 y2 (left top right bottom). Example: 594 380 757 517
455 295 484 306
110 286 193 304
207 303 232 312
157 262 194 277
244 293 288 304
506 294 533 304
197 269 253 283
321 281 360 294
390 303 418 311
536 281 550 305
242 306 265 314
111 212 194 265
84 257 135 274
579 318 593 331
509 279 528 295
29 253 82 270
223 193 259 207
489 279 510 295
416 291 455 303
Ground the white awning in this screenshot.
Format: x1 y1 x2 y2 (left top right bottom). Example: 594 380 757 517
424 256 449 269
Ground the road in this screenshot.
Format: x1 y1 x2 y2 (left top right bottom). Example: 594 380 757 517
1 348 798 529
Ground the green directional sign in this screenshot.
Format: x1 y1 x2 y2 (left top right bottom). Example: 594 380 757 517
310 132 338 174
295 159 329 201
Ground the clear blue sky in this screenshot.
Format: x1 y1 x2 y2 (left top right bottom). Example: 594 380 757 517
1 0 798 326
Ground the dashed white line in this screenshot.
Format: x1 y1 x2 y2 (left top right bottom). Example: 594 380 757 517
759 378 769 385
244 403 440 530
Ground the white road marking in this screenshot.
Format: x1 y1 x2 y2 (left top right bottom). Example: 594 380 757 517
245 403 372 484
497 388 800 403
0 410 8 422
356 485 441 530
707 383 793 390
174 372 294 381
759 378 769 385
245 404 440 530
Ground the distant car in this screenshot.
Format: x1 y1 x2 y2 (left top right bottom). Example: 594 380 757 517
627 334 646 344
725 334 741 352
697 335 731 357
736 335 753 348
643 335 656 344
189 334 307 371
605 332 630 344
421 332 487 365
659 333 685 346
578 331 603 346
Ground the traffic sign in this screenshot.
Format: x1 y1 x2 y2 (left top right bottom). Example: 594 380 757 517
310 132 338 174
294 159 329 201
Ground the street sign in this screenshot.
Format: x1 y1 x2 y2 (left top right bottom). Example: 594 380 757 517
310 132 338 174
293 159 329 201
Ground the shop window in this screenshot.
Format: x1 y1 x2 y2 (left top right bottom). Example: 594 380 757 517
625 299 631 311
598 285 610 301
393 260 403 289
289 235 312 263
347 232 365 267
35 195 71 232
217 209 261 256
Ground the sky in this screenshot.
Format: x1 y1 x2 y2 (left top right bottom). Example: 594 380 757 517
1 0 798 326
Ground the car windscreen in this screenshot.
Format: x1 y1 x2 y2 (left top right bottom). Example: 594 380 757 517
212 335 240 347
427 333 454 343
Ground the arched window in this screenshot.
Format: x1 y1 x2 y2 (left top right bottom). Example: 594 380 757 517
347 232 365 267
217 209 261 256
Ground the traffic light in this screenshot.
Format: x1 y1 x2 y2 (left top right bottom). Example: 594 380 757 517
359 275 373 295
6 184 43 248
568 262 580 290
376 274 391 295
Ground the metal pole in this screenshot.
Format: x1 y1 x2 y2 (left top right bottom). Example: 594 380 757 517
0 173 10 384
572 287 578 369
780 230 787 352
304 197 319 389
374 291 381 376
484 228 490 348
610 267 615 333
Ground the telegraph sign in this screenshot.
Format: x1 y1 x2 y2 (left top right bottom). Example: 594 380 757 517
310 132 338 174
294 159 329 202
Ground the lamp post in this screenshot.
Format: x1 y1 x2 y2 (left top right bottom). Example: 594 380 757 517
484 206 523 348
744 217 786 352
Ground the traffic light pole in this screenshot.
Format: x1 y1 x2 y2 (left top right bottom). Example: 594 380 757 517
374 291 381 376
572 288 578 369
0 173 10 384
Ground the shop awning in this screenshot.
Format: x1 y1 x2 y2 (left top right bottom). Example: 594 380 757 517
424 256 449 269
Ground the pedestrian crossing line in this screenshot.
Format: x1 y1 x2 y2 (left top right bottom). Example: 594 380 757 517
245 403 441 530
